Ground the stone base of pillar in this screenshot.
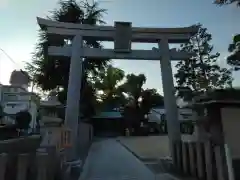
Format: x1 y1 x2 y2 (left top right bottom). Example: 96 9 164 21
63 159 82 180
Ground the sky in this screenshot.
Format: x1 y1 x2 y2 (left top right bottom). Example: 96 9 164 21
0 0 239 95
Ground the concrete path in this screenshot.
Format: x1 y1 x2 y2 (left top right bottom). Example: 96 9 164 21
79 138 157 180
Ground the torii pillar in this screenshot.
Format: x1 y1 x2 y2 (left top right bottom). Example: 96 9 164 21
159 38 181 166
64 35 83 162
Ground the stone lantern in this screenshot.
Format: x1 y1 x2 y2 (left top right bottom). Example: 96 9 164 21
190 103 211 141
40 92 64 126
39 92 70 150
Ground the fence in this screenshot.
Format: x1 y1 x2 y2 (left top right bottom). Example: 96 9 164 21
174 140 230 180
0 123 93 180
0 151 65 180
0 135 66 180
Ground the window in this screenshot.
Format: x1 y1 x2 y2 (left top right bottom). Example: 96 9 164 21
3 94 17 101
6 103 21 108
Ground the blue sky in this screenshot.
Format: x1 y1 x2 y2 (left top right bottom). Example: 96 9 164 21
0 0 239 94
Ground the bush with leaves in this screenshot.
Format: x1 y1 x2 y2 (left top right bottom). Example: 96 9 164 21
15 111 32 130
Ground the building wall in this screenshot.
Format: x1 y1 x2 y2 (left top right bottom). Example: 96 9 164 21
0 85 39 129
148 108 197 124
221 107 240 159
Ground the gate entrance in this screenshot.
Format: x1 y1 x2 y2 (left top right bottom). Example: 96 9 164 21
37 17 198 164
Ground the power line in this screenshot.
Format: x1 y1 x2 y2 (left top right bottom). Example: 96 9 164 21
0 48 22 69
0 47 32 85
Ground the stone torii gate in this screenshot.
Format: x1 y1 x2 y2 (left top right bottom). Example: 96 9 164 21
37 17 198 164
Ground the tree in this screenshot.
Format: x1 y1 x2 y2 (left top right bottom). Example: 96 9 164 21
175 24 233 101
227 34 240 70
120 74 147 107
213 1 240 70
95 65 126 109
120 74 146 135
214 0 240 6
140 88 164 116
26 0 110 117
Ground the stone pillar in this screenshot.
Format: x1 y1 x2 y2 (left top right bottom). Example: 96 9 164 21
158 39 181 166
65 35 83 162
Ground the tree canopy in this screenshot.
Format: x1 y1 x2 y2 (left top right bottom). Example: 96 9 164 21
214 0 240 6
140 88 164 115
227 34 240 70
94 65 126 109
26 0 110 117
175 24 233 101
120 73 147 107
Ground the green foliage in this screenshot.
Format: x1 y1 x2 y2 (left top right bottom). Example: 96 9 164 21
140 88 164 115
120 73 146 106
175 24 233 101
227 34 240 70
118 73 147 129
15 111 32 130
120 74 164 132
94 65 126 109
25 0 110 117
214 0 240 6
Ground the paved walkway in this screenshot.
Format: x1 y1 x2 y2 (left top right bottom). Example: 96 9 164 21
79 138 157 180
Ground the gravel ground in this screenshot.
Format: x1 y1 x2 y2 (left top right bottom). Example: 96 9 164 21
117 136 171 160
117 135 194 178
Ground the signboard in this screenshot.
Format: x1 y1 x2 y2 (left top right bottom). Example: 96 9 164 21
114 22 132 53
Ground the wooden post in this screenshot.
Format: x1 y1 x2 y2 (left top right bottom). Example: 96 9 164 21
189 142 197 176
182 142 188 174
196 142 205 179
36 153 48 180
0 153 7 180
214 146 225 180
176 141 182 171
46 147 57 180
224 144 235 180
204 141 213 180
17 154 29 180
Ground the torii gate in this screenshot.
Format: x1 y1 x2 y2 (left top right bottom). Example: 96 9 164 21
37 17 198 164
